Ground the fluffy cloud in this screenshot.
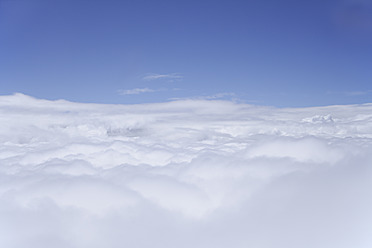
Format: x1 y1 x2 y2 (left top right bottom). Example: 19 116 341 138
0 93 371 248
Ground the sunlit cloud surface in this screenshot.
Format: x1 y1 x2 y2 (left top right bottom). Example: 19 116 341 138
1 93 371 248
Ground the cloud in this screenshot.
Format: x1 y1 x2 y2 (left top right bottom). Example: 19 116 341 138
346 90 372 96
142 73 183 81
203 92 236 99
326 89 372 96
169 92 236 101
0 93 372 248
118 88 156 95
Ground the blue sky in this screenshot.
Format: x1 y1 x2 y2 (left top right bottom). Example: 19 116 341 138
1 0 372 107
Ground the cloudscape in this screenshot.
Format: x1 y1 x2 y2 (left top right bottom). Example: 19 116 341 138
0 93 371 248
1 0 372 246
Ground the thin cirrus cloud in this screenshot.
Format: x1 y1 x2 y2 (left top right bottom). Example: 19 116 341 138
118 73 182 96
0 93 371 248
118 87 156 95
346 90 372 96
142 73 183 81
169 92 236 101
327 89 372 96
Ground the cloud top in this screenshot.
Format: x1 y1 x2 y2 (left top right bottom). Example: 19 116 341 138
0 93 371 248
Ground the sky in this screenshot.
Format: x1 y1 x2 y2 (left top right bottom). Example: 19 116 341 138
1 93 371 247
1 0 372 107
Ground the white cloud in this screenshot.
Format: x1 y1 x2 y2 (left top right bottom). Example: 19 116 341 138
118 87 156 95
203 92 236 99
0 93 372 248
142 73 183 81
169 92 236 101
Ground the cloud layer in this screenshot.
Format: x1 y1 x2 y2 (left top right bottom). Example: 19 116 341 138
1 93 371 248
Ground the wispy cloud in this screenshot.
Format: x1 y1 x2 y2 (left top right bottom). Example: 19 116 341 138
346 90 372 96
327 90 372 96
118 88 156 95
202 92 236 100
169 92 237 101
143 73 183 81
